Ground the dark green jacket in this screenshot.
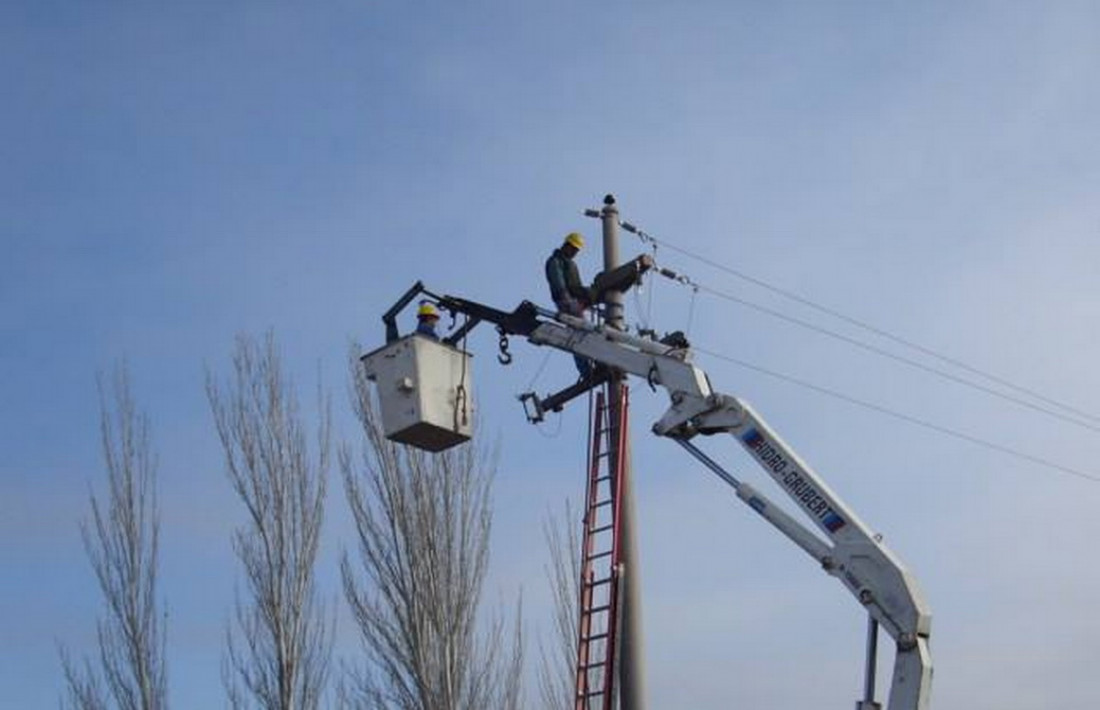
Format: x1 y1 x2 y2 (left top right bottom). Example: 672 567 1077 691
545 248 589 307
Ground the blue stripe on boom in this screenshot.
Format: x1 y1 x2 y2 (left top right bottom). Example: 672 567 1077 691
823 512 846 532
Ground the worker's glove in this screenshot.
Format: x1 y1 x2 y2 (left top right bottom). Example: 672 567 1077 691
636 254 655 272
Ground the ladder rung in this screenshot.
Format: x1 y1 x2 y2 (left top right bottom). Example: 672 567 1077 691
580 660 608 670
582 688 607 699
586 577 612 588
588 550 612 561
583 603 611 615
589 523 613 534
596 474 612 483
583 631 609 642
593 500 612 509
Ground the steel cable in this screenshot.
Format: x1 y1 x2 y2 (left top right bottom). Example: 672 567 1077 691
693 344 1100 484
623 221 1100 426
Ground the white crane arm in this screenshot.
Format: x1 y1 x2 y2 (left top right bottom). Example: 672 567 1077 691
526 311 932 710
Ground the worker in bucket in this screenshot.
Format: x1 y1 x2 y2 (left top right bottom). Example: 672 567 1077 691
545 232 594 377
415 301 441 340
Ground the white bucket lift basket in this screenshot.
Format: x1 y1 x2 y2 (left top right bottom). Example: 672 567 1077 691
360 335 474 452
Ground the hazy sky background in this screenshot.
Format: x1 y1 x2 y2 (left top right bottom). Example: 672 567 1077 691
3 2 1099 708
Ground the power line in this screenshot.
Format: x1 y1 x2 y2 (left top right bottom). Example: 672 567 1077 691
637 251 1100 434
692 281 1100 435
693 344 1100 485
622 222 1100 426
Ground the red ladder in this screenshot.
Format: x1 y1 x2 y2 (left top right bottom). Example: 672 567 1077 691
574 385 629 710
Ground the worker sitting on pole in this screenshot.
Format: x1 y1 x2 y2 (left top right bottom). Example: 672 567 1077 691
546 232 595 377
546 232 591 316
545 232 656 376
546 231 657 316
415 301 441 340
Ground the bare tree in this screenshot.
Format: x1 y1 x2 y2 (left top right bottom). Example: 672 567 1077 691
537 502 581 710
206 332 332 710
340 345 523 710
61 365 168 710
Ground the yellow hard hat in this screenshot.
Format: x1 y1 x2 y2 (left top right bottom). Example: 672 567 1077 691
564 232 585 250
417 302 440 319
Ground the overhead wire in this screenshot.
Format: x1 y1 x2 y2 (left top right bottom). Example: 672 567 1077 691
639 247 1100 434
691 281 1100 435
619 220 1100 482
625 222 1100 434
684 281 699 338
622 221 1100 426
533 409 565 438
631 270 653 332
642 238 657 328
522 348 554 393
692 344 1100 485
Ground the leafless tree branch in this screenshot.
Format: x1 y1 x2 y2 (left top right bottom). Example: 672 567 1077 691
537 501 581 710
339 343 523 710
207 332 332 710
60 364 168 710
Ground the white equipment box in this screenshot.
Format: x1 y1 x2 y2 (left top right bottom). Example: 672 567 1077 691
360 335 474 452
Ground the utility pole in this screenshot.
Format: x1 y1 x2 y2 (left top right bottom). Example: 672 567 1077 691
599 194 648 710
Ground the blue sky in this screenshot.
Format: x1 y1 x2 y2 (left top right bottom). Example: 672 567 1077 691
3 1 1100 707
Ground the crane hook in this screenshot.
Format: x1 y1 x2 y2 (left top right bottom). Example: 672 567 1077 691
496 326 513 365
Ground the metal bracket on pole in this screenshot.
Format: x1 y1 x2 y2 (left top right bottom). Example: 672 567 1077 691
519 370 613 424
518 392 546 423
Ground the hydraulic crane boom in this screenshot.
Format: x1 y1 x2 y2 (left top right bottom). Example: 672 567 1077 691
380 289 933 709
521 306 933 710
